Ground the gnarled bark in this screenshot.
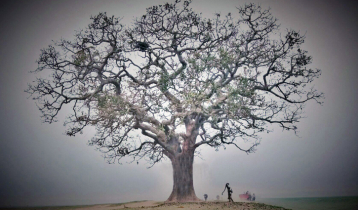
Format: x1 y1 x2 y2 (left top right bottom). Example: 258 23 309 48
166 113 204 202
167 151 200 202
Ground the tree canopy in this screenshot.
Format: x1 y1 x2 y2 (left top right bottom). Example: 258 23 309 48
27 0 323 167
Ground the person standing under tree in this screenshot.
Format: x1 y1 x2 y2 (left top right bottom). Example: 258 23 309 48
222 183 234 202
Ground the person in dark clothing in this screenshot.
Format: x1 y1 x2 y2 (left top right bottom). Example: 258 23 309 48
222 183 234 202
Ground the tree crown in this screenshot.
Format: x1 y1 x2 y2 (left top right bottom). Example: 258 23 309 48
27 0 323 166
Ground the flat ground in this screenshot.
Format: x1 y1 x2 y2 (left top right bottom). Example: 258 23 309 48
0 200 290 210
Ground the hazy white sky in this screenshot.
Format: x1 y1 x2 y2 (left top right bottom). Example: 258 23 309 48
0 0 357 207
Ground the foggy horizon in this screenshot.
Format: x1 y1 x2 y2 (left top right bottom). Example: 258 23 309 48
0 0 357 207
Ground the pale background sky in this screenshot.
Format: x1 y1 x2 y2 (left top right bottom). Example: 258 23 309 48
0 0 357 207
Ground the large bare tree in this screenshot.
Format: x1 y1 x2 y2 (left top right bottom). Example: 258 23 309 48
27 0 323 202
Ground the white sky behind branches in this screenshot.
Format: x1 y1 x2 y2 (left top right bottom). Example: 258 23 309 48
0 0 357 207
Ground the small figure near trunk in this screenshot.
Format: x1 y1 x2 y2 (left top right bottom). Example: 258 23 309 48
204 194 208 201
222 183 234 202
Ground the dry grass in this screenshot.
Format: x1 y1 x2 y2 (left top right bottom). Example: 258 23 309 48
0 201 290 210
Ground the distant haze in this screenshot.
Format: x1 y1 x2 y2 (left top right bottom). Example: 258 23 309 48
0 0 357 207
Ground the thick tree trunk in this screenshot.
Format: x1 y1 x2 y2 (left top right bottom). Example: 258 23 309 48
165 112 205 202
166 152 201 202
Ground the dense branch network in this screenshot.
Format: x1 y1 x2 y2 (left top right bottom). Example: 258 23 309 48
27 0 323 166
